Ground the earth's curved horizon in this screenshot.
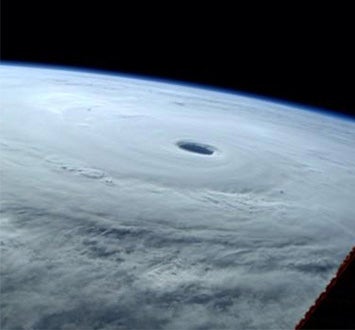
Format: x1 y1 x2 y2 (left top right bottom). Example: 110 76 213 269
1 64 354 329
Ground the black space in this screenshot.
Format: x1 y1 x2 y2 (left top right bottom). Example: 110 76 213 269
1 2 354 118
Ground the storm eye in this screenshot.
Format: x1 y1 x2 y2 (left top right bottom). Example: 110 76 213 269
176 141 216 155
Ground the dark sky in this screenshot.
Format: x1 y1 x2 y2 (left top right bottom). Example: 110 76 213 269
2 2 354 118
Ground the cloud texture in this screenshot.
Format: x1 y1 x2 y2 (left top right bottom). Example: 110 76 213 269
1 65 355 329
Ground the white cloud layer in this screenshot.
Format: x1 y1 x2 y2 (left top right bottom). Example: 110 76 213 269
1 64 355 329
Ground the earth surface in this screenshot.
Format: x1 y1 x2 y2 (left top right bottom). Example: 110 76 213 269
1 64 355 330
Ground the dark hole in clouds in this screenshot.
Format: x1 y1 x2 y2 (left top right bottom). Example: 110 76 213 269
177 141 216 155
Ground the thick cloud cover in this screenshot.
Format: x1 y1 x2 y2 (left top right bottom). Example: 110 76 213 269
1 64 355 329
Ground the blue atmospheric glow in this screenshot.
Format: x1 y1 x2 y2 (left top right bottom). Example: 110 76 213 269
1 60 353 123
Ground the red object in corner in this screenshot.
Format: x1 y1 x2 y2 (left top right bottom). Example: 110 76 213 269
295 246 355 329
